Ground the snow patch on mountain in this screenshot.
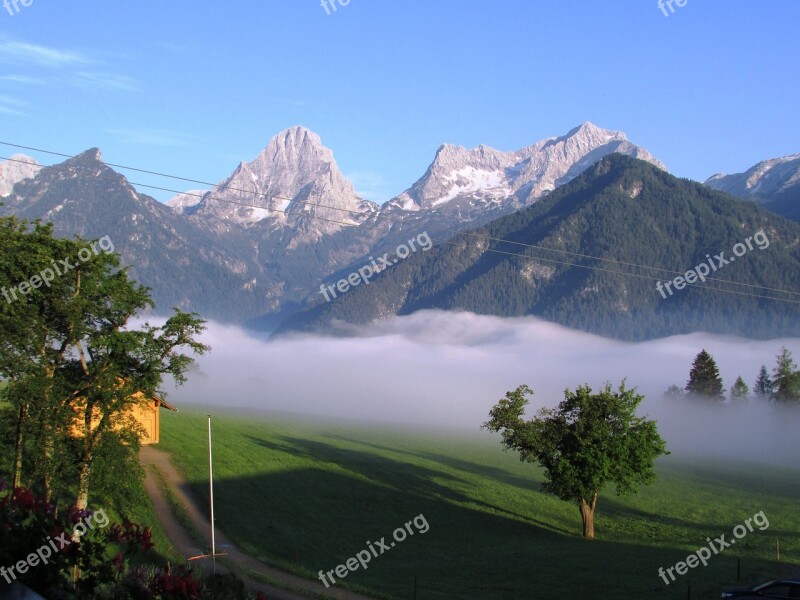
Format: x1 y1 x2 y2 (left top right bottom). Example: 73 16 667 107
0 154 41 196
386 122 665 214
705 153 800 199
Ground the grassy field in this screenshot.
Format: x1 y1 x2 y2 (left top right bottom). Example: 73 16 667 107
158 408 800 600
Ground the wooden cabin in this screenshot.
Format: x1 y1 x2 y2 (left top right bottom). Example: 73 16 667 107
71 390 178 446
129 393 178 445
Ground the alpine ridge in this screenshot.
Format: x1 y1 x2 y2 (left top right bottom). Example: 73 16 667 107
1 123 672 328
705 153 800 220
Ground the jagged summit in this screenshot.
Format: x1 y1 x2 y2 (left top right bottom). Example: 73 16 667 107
168 126 377 241
387 122 665 213
71 148 104 163
705 153 800 198
704 152 800 220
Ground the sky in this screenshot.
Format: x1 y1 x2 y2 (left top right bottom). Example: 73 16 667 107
1 1 799 203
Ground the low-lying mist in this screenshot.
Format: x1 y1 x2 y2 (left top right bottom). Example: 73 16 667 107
158 310 800 468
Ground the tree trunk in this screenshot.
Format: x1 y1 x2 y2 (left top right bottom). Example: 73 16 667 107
12 402 26 489
75 400 102 511
42 421 54 503
40 365 56 502
579 492 598 539
76 457 92 510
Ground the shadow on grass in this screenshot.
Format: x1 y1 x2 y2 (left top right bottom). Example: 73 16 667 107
324 433 542 491
169 433 794 600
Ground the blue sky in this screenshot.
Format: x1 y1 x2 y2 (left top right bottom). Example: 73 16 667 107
0 0 798 203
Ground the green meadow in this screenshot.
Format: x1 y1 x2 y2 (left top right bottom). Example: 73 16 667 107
157 409 800 599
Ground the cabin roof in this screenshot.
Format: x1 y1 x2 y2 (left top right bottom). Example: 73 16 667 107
154 396 178 412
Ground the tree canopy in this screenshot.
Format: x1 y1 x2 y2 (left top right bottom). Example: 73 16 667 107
0 216 208 510
772 347 800 403
685 349 724 399
484 382 668 539
754 365 774 400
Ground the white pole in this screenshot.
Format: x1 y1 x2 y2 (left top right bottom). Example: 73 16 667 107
207 415 216 574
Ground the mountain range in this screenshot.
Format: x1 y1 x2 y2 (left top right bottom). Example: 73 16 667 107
278 154 800 341
1 124 798 339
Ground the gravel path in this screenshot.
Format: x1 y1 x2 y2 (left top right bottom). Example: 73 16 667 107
140 445 378 600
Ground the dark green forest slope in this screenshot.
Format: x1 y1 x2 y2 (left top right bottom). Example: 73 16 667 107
278 155 800 341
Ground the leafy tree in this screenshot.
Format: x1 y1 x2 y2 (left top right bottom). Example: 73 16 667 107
772 347 800 403
685 350 724 399
0 217 209 510
0 217 81 497
484 382 668 539
66 308 209 510
730 376 749 402
754 365 774 400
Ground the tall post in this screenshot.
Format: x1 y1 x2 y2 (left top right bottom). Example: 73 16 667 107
208 415 216 574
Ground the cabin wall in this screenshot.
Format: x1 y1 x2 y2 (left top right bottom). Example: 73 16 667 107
130 402 159 445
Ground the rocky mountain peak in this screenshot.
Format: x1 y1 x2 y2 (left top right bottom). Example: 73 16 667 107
169 126 377 240
69 148 105 165
705 153 800 198
389 123 665 212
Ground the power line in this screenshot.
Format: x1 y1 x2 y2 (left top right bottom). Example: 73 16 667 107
440 240 800 305
126 180 366 229
127 183 800 305
1 151 790 298
1 146 799 305
0 142 371 217
456 231 800 298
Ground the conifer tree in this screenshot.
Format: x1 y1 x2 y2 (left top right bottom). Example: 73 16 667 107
730 376 749 401
773 347 800 403
685 349 724 399
754 365 773 400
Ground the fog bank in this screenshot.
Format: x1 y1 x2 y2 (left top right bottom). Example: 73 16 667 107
158 311 800 468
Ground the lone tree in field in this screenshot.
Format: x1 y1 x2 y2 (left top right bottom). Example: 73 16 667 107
484 382 668 540
685 350 724 399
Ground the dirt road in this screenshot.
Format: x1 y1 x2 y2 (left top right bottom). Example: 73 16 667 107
140 445 377 600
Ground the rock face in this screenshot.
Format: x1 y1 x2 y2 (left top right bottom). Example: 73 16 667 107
278 154 800 342
168 126 378 243
705 153 800 221
0 154 41 196
705 153 800 198
387 121 665 215
167 122 664 247
0 149 278 322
